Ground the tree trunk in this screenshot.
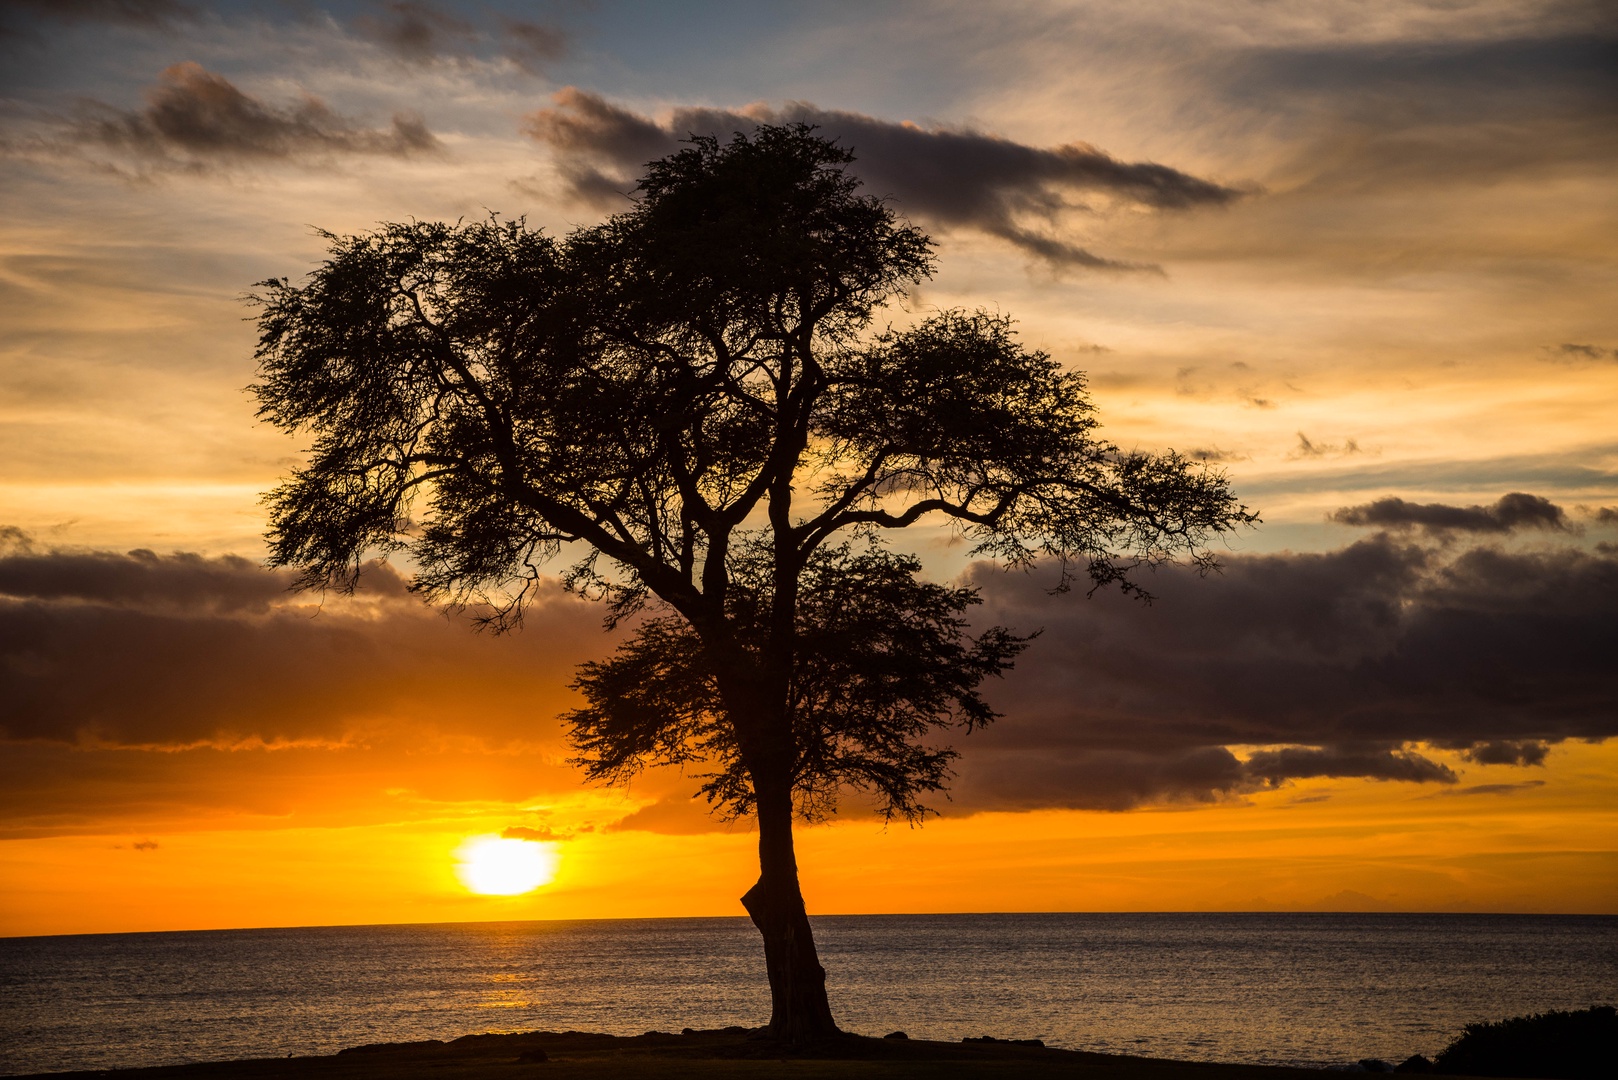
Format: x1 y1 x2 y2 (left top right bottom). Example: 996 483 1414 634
739 777 839 1044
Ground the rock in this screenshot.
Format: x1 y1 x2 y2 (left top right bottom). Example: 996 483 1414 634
1395 1055 1433 1073
517 1049 548 1063
337 1039 444 1055
681 1028 697 1036
961 1035 1044 1047
1359 1060 1394 1073
883 1031 909 1040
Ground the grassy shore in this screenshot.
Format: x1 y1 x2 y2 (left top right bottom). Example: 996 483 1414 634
18 1030 1361 1080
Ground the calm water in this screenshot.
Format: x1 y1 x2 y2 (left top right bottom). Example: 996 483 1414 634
2 914 1614 1076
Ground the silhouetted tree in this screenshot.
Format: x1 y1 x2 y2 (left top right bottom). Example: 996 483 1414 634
251 125 1254 1043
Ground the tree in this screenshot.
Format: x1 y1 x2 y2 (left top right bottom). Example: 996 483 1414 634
251 124 1255 1043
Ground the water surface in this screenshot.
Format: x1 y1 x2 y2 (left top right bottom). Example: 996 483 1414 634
2 913 1613 1075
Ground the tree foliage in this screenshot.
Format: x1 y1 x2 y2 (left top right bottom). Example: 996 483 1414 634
567 542 1031 824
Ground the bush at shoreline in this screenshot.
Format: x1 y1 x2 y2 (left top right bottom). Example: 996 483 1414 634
1433 1005 1614 1079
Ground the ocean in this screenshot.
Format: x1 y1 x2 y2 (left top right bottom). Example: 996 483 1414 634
1 913 1614 1076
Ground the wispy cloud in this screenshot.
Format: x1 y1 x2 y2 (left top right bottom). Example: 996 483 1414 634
1543 342 1618 362
63 62 440 171
348 2 570 72
502 19 568 74
1289 432 1361 459
352 1 476 63
1428 779 1547 798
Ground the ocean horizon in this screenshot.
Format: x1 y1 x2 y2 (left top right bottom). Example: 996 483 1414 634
3 911 1614 1076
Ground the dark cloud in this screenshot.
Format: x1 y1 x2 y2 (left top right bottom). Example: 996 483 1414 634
1452 738 1551 766
952 746 1247 813
1332 493 1569 534
1290 432 1360 459
503 19 568 74
353 2 475 63
347 4 568 71
71 62 439 168
2 0 194 27
0 536 599 749
1242 745 1457 784
131 839 158 850
1597 508 1618 524
4 525 1610 825
0 542 290 614
949 532 1617 811
522 88 1245 269
1544 343 1618 362
1189 447 1248 463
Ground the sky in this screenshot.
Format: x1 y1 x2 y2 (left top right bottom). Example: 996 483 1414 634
1 0 1615 937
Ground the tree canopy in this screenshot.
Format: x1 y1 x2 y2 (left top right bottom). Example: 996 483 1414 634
251 123 1254 1042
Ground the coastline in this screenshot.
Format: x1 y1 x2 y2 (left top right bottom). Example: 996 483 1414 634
5 1029 1376 1080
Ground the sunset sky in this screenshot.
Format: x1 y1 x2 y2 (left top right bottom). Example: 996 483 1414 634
1 0 1615 938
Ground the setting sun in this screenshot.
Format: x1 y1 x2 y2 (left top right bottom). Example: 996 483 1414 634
453 836 559 896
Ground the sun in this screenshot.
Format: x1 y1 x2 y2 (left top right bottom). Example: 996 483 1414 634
453 836 559 896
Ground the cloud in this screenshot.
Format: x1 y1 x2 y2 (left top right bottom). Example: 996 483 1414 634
1544 343 1618 362
948 531 1618 812
347 4 568 71
67 62 439 170
0 544 291 614
522 88 1246 269
1432 780 1547 797
605 792 739 835
1597 507 1618 524
1331 492 1569 534
0 534 600 749
1290 432 1361 459
353 2 475 63
1189 447 1249 463
131 839 158 850
2 0 194 27
1241 745 1457 784
1451 738 1550 766
503 19 568 74
4 524 1610 825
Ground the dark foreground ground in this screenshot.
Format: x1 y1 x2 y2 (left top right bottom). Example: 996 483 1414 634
11 1030 1425 1080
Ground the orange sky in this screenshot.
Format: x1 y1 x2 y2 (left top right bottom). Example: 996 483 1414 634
1 0 1615 936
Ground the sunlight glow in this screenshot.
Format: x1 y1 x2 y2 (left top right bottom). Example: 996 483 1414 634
453 836 559 896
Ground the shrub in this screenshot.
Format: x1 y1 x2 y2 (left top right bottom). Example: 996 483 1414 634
1434 1005 1615 1079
